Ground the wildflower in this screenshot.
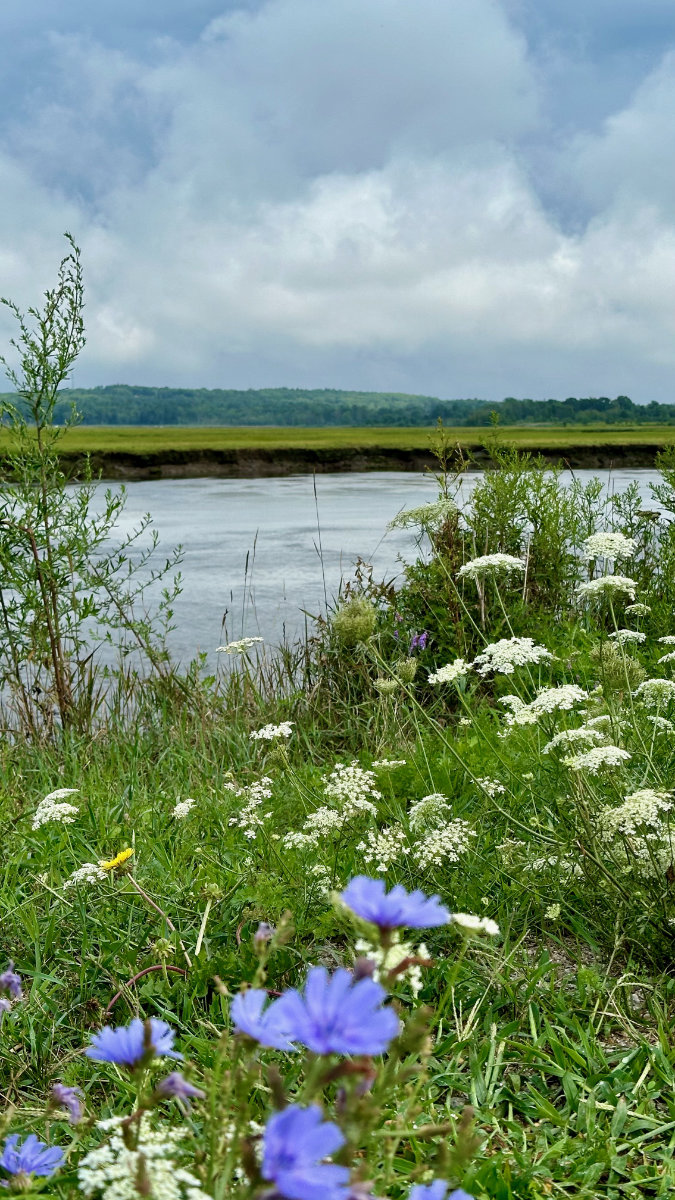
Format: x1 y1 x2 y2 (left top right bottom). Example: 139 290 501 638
229 776 274 840
0 963 23 1001
323 762 381 810
408 794 451 831
580 532 636 561
458 554 525 580
216 637 263 653
230 988 297 1051
64 863 107 889
544 903 561 920
355 933 429 997
358 827 406 872
261 1104 349 1200
372 759 406 768
635 678 675 707
576 575 637 601
172 798 196 819
50 1083 83 1124
250 721 294 741
32 791 79 830
472 637 552 676
409 1183 475 1200
77 1118 209 1200
452 913 500 937
340 876 451 930
0 1135 64 1184
542 726 604 753
396 656 418 684
274 966 399 1055
374 678 400 696
475 777 505 798
502 684 587 726
85 1018 182 1068
409 631 429 652
658 635 675 644
598 789 672 837
609 629 646 644
99 847 133 871
155 1072 205 1109
253 921 275 948
563 745 632 773
625 602 651 616
428 659 470 685
415 820 476 870
388 499 457 530
658 651 675 664
331 597 377 647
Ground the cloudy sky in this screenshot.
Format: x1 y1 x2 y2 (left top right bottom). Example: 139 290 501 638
1 0 675 402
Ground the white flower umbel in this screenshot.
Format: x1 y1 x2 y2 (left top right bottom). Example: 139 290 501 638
173 798 196 819
357 826 407 873
428 658 470 685
599 789 673 838
625 602 651 616
452 913 500 937
216 637 263 653
542 726 605 754
32 789 80 830
408 793 451 831
502 684 588 727
355 933 429 997
78 1118 210 1200
635 678 675 708
458 554 525 580
580 532 637 562
472 636 553 676
658 635 675 645
323 761 381 811
372 759 407 768
658 651 675 664
64 863 107 889
576 576 637 602
609 629 646 645
563 745 632 773
250 721 294 741
414 819 476 870
388 498 457 530
475 777 506 797
229 776 274 840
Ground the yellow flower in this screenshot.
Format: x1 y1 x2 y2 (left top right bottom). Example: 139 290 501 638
99 847 134 871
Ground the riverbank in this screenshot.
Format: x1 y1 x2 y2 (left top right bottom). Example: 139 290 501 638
3 423 674 478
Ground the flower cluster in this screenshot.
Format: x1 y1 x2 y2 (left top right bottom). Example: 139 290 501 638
250 721 294 741
475 777 505 798
372 758 407 769
563 745 632 773
32 787 79 830
358 826 407 872
323 762 382 809
580 532 637 561
500 684 587 727
542 726 605 754
354 933 429 996
78 1118 209 1200
408 793 451 831
428 658 470 685
576 575 637 601
609 629 646 645
388 498 457 530
472 637 552 676
635 678 675 707
64 863 107 889
216 637 263 654
452 913 500 937
458 554 525 580
172 798 196 819
0 961 23 1013
598 789 673 838
228 776 274 840
414 819 476 870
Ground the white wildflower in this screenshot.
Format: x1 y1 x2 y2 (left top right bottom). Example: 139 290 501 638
580 532 637 561
78 1118 210 1200
635 678 675 707
452 913 500 937
229 777 274 840
458 716 471 726
658 651 675 664
458 554 525 580
599 789 672 838
415 819 476 870
355 933 429 997
372 759 407 768
32 792 80 830
576 575 637 601
648 714 674 734
388 498 457 530
475 776 506 797
658 635 675 645
542 726 605 754
544 903 561 920
64 863 107 889
428 658 470 685
563 745 632 773
503 684 588 727
609 629 646 644
585 713 614 728
408 793 451 831
472 637 553 676
173 798 196 819
216 637 264 654
250 721 294 741
625 602 651 616
358 827 407 872
323 761 381 811
43 787 79 802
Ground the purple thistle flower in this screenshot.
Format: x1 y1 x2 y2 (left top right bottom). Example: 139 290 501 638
85 1018 182 1068
0 963 22 1002
50 1083 83 1124
0 1134 64 1181
155 1072 205 1108
409 1188 474 1200
261 1104 349 1200
341 877 451 931
274 967 399 1056
231 988 298 1051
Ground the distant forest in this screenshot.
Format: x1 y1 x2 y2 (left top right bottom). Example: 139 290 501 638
2 385 675 427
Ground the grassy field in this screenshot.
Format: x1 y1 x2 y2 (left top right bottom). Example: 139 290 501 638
2 423 675 455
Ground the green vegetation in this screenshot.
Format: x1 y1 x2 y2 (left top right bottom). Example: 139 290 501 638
4 244 675 1200
2 384 675 429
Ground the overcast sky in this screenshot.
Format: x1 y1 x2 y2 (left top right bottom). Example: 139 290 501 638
1 0 675 402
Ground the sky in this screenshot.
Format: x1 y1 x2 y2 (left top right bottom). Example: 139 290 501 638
1 1 675 402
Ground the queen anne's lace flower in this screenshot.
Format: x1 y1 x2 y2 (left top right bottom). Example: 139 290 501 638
658 635 675 644
388 499 457 529
250 722 294 741
576 576 637 601
414 820 476 870
599 789 672 837
172 798 196 819
625 603 651 616
358 827 406 873
658 651 675 664
216 637 263 654
77 1119 209 1200
502 684 587 726
372 759 407 768
458 553 525 580
355 933 429 997
64 863 107 889
452 913 500 937
229 777 274 840
542 726 605 754
408 794 451 831
472 637 553 676
635 678 675 707
580 532 637 561
475 777 505 797
609 629 646 644
32 789 79 830
428 659 470 685
563 745 632 773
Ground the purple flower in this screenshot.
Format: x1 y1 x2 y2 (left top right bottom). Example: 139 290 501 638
275 967 398 1056
254 922 275 948
155 1072 205 1108
261 1104 349 1200
0 1134 64 1181
341 877 451 931
409 1188 474 1200
409 632 429 653
0 963 22 1002
231 988 297 1051
85 1018 182 1068
50 1083 83 1124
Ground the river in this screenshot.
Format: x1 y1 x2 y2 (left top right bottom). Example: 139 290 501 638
103 467 663 664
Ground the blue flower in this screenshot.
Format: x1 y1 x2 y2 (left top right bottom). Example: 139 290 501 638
275 967 399 1055
231 988 298 1051
0 1134 64 1180
85 1018 182 1068
0 963 22 1001
340 877 451 930
156 1072 205 1108
261 1104 349 1200
409 1184 474 1200
50 1083 83 1124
